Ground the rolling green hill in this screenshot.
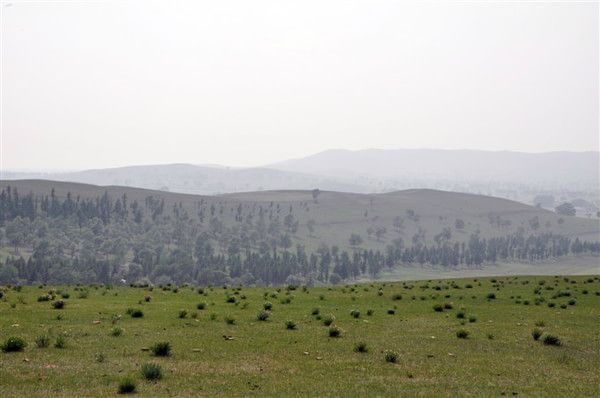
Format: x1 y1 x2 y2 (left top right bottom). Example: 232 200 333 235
1 179 598 251
0 180 598 286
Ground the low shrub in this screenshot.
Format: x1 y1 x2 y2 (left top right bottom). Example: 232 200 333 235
54 336 66 349
354 341 368 353
35 335 50 348
141 363 163 380
542 334 561 346
456 329 470 339
263 301 273 310
328 325 342 338
433 304 444 312
197 302 206 310
110 327 123 337
128 308 144 318
1 337 27 352
532 328 543 341
285 320 297 330
151 341 171 357
118 377 136 394
257 310 270 321
384 350 398 363
322 314 335 326
350 309 360 318
52 300 65 309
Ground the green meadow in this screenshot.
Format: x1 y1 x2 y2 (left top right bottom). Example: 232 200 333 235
1 275 599 397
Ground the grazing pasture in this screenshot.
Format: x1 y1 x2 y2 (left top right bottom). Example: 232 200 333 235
1 275 599 397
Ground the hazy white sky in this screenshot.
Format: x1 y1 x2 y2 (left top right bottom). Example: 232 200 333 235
1 1 598 170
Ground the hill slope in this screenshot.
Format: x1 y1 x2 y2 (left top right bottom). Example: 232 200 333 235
2 180 598 250
1 180 599 286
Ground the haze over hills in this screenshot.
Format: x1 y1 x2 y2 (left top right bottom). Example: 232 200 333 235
3 149 599 213
268 149 599 182
2 163 369 196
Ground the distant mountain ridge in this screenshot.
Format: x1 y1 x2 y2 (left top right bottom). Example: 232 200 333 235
2 163 368 196
267 148 600 184
3 149 598 209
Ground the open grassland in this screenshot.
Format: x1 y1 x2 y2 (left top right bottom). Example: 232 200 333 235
1 276 600 397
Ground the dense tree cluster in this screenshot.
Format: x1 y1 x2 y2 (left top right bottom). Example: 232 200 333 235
0 186 598 286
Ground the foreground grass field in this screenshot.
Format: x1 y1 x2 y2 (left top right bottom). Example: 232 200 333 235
1 276 599 397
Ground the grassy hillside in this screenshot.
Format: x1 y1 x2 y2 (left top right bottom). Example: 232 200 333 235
0 275 599 396
2 180 598 253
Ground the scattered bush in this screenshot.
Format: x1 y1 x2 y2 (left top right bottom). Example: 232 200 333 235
392 293 402 301
54 336 66 349
384 350 398 363
387 309 396 315
322 314 335 326
367 309 374 316
263 301 273 310
456 329 470 339
532 328 543 341
468 316 477 323
35 335 50 348
456 310 465 319
443 302 453 309
257 310 270 321
224 315 236 325
311 307 320 315
118 377 136 394
542 334 561 346
1 337 27 352
285 320 297 330
197 302 206 310
52 300 65 309
151 341 171 357
128 308 144 318
486 293 496 300
328 325 342 338
110 327 123 337
350 309 360 318
141 363 163 380
178 309 188 319
354 341 368 353
433 304 444 312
